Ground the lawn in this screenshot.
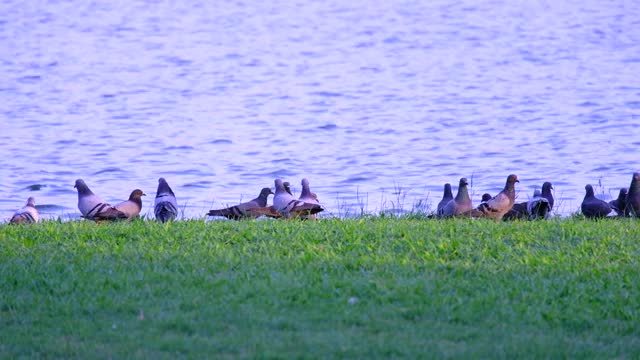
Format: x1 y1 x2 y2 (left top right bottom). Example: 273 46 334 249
1 218 639 358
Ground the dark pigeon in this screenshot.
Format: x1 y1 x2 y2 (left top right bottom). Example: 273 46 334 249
502 201 528 221
481 193 492 203
154 177 178 223
541 182 554 211
609 188 627 217
581 184 612 218
439 178 472 218
626 172 640 217
436 183 453 217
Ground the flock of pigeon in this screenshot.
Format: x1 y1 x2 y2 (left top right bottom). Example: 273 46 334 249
8 177 324 224
7 172 640 224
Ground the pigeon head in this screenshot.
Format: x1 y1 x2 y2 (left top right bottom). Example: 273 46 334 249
274 179 287 193
533 189 542 197
74 179 94 196
301 178 313 198
283 181 292 195
259 187 274 197
506 174 519 184
129 189 146 200
632 172 640 188
481 193 492 202
157 177 175 196
26 197 36 207
585 184 595 197
618 188 628 198
459 178 468 187
443 183 453 198
542 182 553 193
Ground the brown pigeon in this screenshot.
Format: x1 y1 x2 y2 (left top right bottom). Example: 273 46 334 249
472 174 519 220
115 189 146 219
207 188 277 220
10 197 39 224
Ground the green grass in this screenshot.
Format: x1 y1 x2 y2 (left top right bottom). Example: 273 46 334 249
1 218 639 359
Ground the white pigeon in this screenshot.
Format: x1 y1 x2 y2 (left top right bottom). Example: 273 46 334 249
10 197 39 224
74 179 127 221
154 178 178 222
273 179 323 218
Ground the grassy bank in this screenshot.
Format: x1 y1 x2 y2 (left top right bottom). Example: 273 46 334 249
1 218 639 358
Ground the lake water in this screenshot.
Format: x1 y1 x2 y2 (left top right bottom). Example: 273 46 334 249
1 0 639 220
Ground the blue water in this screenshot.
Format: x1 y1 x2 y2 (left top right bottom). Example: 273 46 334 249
1 0 639 219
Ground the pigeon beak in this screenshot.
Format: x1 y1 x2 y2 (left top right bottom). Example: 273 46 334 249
142 193 147 196
516 180 520 183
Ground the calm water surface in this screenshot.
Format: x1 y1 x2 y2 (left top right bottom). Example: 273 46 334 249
1 0 639 219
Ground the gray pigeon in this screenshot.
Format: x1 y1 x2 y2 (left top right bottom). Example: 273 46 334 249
625 172 640 217
74 179 128 221
115 189 146 219
299 178 321 219
207 187 277 220
472 174 519 220
439 178 472 218
10 197 39 224
541 182 554 211
581 184 612 218
609 188 628 217
527 189 551 220
154 178 178 223
436 183 453 217
273 179 323 218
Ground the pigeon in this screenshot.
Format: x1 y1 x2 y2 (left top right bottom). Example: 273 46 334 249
115 189 146 219
436 183 453 217
502 201 528 221
581 184 612 218
609 188 628 217
154 178 178 223
283 181 293 196
207 187 277 220
10 197 39 224
273 179 323 218
74 179 128 221
626 172 640 217
299 178 319 204
472 174 519 220
527 189 551 220
299 178 321 219
438 178 472 218
541 182 554 211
